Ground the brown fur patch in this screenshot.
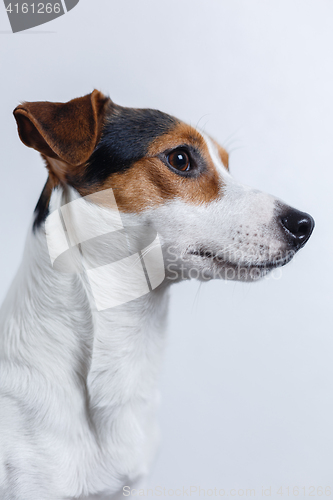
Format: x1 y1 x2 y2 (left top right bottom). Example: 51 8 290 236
85 122 225 213
14 90 110 183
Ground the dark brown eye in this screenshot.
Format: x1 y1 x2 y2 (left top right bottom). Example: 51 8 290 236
167 150 190 172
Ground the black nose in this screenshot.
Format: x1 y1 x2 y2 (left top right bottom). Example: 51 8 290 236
280 209 314 249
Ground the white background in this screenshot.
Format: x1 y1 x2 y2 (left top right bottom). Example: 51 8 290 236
0 1 332 497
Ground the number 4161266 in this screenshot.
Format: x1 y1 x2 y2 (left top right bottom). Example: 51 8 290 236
6 3 61 14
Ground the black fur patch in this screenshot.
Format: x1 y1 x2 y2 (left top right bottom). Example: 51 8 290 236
33 177 53 231
83 104 178 185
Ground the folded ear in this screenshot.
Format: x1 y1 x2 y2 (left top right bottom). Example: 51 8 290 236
13 90 110 180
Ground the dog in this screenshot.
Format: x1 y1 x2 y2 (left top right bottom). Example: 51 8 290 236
0 90 314 499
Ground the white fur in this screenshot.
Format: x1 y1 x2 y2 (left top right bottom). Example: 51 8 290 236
0 130 293 499
0 188 168 499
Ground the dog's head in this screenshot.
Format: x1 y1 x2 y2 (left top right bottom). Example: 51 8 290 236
14 90 314 283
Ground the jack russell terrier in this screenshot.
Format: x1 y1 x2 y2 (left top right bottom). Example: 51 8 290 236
0 90 314 499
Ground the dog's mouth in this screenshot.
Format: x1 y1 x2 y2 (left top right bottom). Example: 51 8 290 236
187 248 296 270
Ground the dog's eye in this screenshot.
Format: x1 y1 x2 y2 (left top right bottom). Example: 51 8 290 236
167 150 190 172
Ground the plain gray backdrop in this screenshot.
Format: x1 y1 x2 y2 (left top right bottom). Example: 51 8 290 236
0 1 332 497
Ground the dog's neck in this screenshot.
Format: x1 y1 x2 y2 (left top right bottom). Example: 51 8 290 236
0 186 170 492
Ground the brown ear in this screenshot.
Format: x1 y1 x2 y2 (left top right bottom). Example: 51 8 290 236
13 90 110 175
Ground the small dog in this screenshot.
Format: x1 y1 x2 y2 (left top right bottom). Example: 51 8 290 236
0 90 314 499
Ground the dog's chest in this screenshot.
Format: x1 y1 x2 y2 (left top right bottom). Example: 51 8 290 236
0 229 169 498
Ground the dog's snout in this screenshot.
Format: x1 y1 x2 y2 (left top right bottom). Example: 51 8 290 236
280 209 314 248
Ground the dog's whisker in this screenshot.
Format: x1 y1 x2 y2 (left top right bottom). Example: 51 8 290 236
194 114 211 130
129 243 161 268
228 145 246 155
192 282 203 313
222 127 243 149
